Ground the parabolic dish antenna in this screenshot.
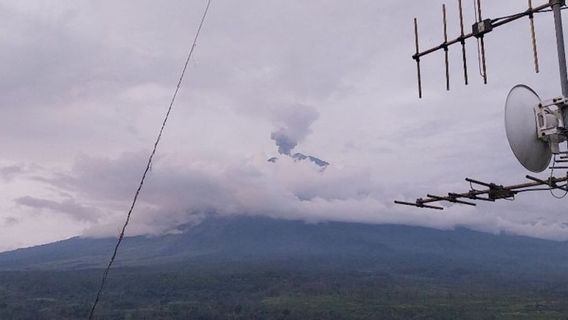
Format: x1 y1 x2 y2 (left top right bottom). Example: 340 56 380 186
505 84 551 173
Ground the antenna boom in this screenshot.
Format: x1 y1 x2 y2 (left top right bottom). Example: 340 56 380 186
395 175 568 210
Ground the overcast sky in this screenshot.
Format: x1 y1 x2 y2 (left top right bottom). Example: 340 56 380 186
1 0 568 252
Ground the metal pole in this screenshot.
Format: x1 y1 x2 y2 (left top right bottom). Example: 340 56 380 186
551 0 568 135
551 0 568 98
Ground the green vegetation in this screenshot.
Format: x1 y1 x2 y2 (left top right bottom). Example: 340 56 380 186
2 266 568 319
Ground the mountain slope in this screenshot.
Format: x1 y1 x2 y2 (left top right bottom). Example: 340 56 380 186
2 216 568 280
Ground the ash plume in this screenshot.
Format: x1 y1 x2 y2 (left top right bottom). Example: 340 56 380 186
271 129 298 155
270 104 319 155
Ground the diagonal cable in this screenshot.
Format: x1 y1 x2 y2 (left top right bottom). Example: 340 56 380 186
88 1 212 318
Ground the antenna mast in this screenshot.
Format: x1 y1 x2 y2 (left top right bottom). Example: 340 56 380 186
551 0 568 128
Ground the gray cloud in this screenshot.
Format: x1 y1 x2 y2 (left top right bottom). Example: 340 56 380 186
4 217 18 227
0 165 23 182
15 196 101 223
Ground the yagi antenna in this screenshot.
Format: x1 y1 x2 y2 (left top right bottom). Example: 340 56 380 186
395 174 568 210
412 0 554 97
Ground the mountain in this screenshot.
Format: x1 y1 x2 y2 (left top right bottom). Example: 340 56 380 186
267 153 329 168
2 216 568 281
291 153 329 167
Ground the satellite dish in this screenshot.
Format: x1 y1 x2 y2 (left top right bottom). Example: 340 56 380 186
504 84 551 173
